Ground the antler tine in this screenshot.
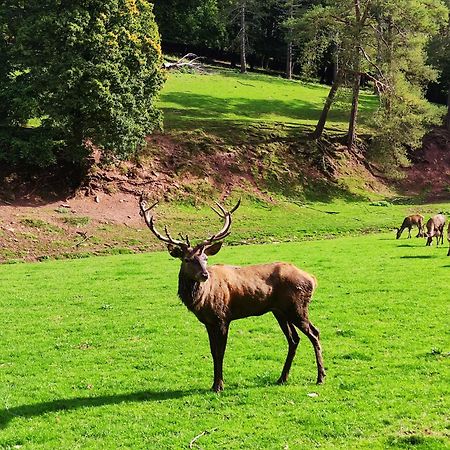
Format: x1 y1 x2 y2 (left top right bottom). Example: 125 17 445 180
179 233 191 247
211 198 241 218
211 202 227 218
194 199 241 250
229 198 241 214
138 196 186 247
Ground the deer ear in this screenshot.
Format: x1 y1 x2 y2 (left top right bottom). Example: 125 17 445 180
204 241 223 256
167 244 184 259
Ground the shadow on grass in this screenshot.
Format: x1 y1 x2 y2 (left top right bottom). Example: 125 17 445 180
400 255 435 259
0 388 209 428
161 92 326 123
161 90 375 126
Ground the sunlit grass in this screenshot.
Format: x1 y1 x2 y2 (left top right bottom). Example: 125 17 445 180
0 232 448 448
159 71 378 132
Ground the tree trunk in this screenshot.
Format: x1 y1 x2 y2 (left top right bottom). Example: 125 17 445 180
447 85 450 132
240 3 247 74
347 70 361 149
285 2 293 80
285 41 293 79
312 71 342 139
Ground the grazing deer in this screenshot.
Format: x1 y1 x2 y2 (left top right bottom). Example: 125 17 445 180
139 197 325 392
396 214 424 239
425 214 446 246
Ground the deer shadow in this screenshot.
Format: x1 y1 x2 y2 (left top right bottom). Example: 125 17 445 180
400 255 435 259
0 387 209 429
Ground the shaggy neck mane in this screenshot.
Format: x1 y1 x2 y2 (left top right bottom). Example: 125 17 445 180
178 270 200 308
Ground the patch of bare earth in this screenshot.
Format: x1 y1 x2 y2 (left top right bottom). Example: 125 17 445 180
0 133 270 262
399 128 450 201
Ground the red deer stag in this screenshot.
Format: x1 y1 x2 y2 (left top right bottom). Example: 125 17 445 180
396 214 424 239
425 214 446 247
139 197 325 392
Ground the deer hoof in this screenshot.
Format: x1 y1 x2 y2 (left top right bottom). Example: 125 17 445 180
277 377 288 385
211 381 224 392
316 373 326 384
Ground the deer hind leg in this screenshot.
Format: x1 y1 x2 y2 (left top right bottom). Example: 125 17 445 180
273 311 299 385
205 322 229 392
416 224 423 238
292 317 325 384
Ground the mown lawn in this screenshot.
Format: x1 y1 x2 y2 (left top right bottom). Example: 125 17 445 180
0 232 448 449
158 71 378 132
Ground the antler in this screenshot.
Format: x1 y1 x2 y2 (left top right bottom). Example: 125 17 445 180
139 195 188 248
194 199 241 250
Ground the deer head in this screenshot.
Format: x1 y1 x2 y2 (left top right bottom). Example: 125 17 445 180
139 196 240 282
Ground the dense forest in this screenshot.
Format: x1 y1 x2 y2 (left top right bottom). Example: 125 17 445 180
1 0 450 172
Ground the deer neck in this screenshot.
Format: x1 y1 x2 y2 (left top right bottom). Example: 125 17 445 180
178 270 201 310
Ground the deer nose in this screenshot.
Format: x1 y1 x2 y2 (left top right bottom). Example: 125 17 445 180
199 271 209 281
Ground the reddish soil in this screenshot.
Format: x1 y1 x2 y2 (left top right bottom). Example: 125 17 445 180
399 128 450 201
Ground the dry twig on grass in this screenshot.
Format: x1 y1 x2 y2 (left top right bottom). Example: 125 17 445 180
189 428 218 449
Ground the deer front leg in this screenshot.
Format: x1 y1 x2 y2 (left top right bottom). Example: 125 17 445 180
205 322 229 392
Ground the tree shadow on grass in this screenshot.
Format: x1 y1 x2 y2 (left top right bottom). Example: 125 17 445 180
161 92 326 123
0 388 209 428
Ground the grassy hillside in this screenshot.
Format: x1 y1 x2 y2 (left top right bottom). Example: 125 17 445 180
159 71 378 133
2 198 450 262
0 234 448 448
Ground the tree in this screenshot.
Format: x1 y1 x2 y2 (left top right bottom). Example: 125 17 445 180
0 0 164 167
153 0 227 50
227 0 261 73
296 0 447 155
369 0 448 172
428 0 450 130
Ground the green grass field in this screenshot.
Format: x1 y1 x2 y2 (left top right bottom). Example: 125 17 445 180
1 231 449 449
159 71 378 133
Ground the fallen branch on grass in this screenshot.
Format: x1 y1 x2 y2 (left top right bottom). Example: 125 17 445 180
189 428 218 448
164 53 205 71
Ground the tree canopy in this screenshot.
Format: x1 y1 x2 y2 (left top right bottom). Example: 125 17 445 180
0 0 164 167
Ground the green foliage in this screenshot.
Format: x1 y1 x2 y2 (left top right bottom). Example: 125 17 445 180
368 0 448 170
295 0 448 161
370 76 444 177
0 234 448 447
154 0 228 49
0 0 164 167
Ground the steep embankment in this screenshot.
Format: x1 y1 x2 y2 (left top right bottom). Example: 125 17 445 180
1 125 449 263
399 128 450 201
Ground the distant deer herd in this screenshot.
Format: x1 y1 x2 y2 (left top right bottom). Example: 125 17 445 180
139 197 449 392
396 212 449 255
